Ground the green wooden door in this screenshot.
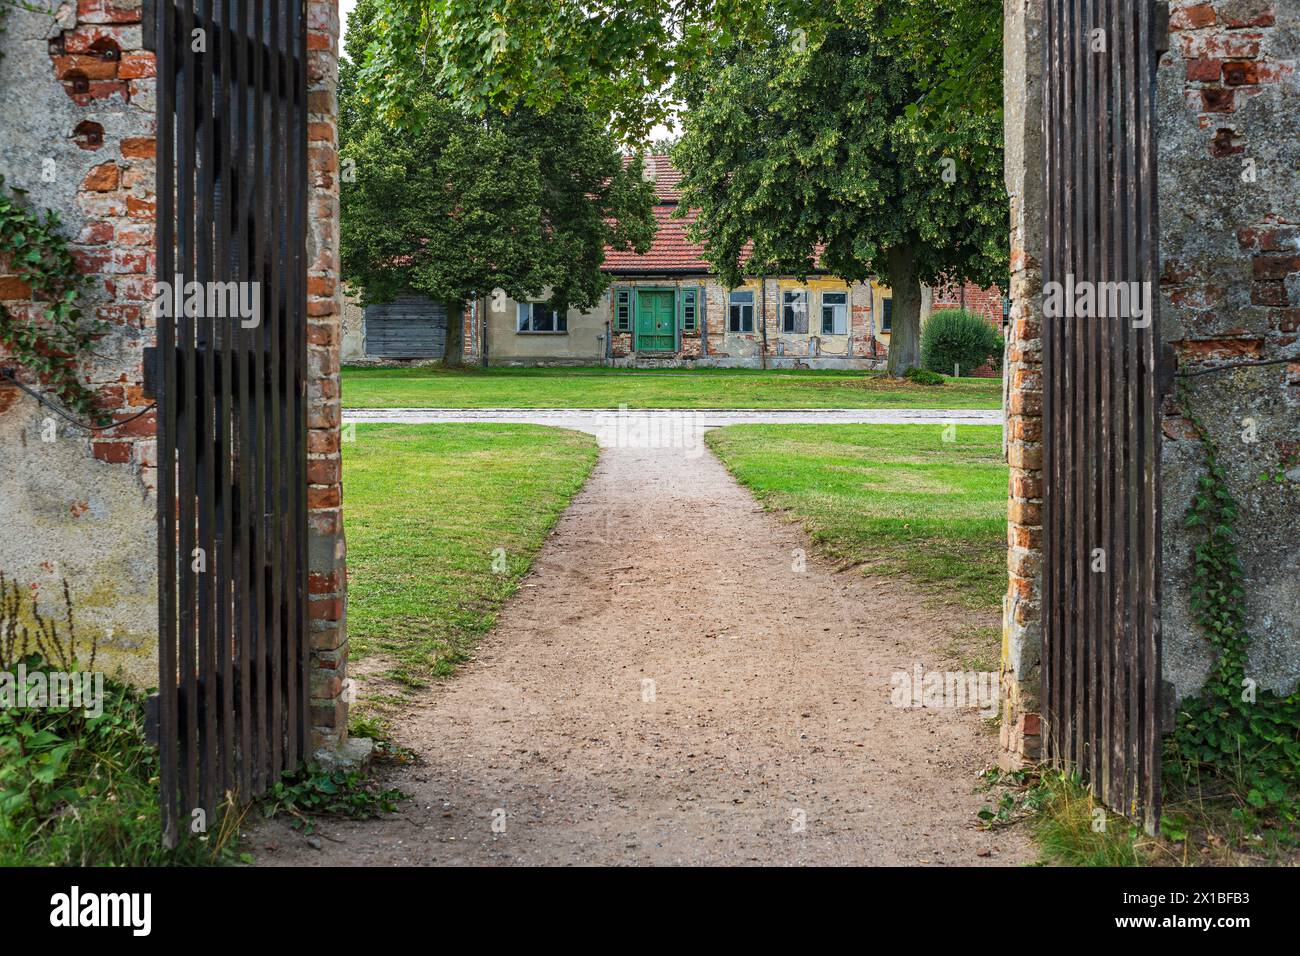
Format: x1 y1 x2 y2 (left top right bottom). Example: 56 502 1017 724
636 290 676 351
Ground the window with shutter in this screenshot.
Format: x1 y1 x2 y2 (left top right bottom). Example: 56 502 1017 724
614 288 632 332
682 288 698 332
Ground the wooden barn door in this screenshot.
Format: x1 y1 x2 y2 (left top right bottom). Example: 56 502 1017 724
1040 0 1166 833
148 0 309 847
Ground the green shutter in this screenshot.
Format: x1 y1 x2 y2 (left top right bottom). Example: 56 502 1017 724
682 288 698 332
615 288 632 332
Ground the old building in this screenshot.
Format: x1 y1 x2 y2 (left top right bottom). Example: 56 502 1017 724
341 155 1003 368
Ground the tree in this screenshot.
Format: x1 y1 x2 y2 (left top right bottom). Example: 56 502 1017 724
356 1 1003 143
339 0 656 365
670 9 1007 374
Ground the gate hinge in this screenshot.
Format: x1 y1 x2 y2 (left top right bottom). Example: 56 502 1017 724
141 345 159 400
1155 2 1171 56
143 692 160 747
141 0 154 52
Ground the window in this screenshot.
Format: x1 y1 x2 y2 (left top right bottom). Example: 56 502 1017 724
682 288 699 332
614 289 632 331
728 290 754 333
821 292 848 335
782 289 808 334
517 302 566 333
881 297 893 333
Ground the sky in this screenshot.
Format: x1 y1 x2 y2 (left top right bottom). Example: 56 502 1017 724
340 0 357 45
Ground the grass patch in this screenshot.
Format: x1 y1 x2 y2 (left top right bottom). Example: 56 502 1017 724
706 423 1008 610
344 422 598 683
342 365 1003 410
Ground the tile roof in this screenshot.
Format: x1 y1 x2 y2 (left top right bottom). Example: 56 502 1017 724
605 155 736 273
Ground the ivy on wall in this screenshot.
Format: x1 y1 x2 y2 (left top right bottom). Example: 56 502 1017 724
1172 382 1300 819
0 179 108 425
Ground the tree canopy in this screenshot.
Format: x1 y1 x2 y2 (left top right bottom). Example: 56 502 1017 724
670 6 1006 373
354 0 1003 142
339 0 656 357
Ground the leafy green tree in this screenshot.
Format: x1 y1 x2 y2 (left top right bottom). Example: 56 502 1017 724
671 10 1006 374
354 0 1003 141
340 0 655 365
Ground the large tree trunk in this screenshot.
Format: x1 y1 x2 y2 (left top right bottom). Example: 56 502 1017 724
885 245 923 376
444 299 464 367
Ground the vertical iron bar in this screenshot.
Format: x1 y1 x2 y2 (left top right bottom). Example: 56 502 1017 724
156 0 180 849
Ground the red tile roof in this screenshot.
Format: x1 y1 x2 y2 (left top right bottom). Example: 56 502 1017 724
603 203 717 273
605 155 730 274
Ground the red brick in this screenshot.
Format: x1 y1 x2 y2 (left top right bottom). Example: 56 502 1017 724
307 457 340 485
308 484 341 509
0 276 32 299
51 54 118 81
82 162 119 191
308 597 343 621
1252 256 1300 280
110 409 156 437
308 429 339 454
120 136 156 159
308 570 341 594
117 52 155 79
76 220 114 245
1223 61 1258 86
1201 87 1235 112
1170 3 1216 29
1185 58 1223 81
92 440 131 463
1251 282 1288 307
1174 337 1265 360
125 195 155 218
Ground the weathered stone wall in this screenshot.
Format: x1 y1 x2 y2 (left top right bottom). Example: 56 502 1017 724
1157 0 1299 700
999 0 1045 764
0 0 158 684
305 0 349 752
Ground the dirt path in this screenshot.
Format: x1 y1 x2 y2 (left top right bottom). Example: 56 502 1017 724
256 426 1030 866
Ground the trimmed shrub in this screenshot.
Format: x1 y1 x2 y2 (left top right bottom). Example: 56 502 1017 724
904 366 945 386
921 308 1001 376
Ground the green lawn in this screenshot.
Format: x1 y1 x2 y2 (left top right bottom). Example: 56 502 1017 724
706 423 1008 610
342 365 1003 410
344 422 598 683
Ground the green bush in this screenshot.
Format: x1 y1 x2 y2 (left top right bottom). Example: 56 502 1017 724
921 308 1002 376
904 367 945 386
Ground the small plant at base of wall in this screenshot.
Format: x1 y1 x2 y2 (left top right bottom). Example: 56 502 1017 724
0 178 108 426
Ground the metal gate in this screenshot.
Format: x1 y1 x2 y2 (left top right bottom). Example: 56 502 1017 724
147 0 309 846
1040 0 1165 833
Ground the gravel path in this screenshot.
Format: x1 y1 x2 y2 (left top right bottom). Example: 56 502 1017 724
255 412 1027 866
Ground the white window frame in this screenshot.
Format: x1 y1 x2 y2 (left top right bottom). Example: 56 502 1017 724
821 292 848 335
728 290 754 333
517 301 566 333
782 289 808 334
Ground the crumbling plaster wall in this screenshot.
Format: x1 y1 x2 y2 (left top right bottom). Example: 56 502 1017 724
0 0 158 685
1157 0 1299 700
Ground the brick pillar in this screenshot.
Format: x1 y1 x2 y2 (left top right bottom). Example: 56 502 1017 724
305 0 347 754
999 0 1044 766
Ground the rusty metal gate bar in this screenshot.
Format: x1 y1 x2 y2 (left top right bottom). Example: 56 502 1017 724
1041 0 1164 833
148 0 308 847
